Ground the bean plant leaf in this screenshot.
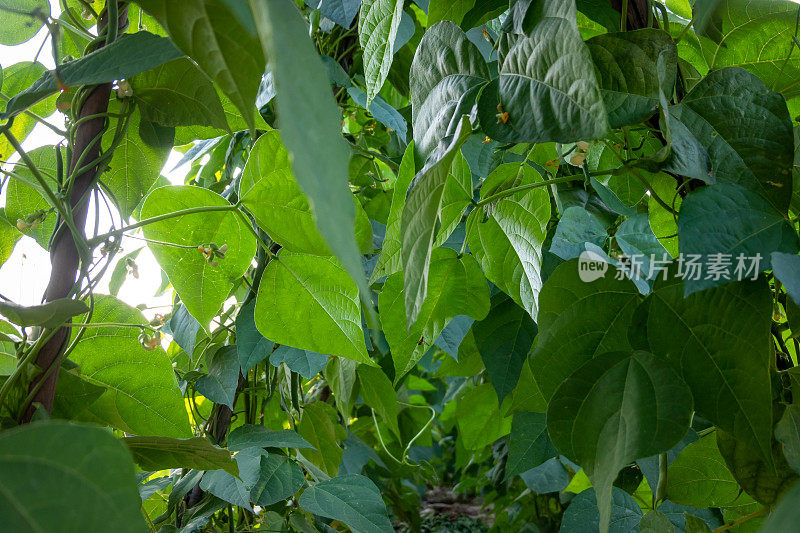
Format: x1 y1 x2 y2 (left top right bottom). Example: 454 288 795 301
235 299 274 372
666 435 742 508
250 455 306 506
456 383 512 450
0 421 147 533
505 412 557 480
255 251 370 364
251 0 372 301
134 0 264 131
4 144 58 249
0 298 88 329
547 351 693 533
296 402 346 477
772 252 800 306
560 487 643 533
776 405 800 474
0 0 50 46
123 436 238 476
68 295 191 438
141 186 256 331
478 1 608 144
269 345 329 379
195 345 240 409
359 0 404 107
357 364 400 438
467 163 550 319
299 474 395 533
227 425 315 452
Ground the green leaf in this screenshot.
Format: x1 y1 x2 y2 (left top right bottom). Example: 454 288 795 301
428 0 474 26
666 435 741 508
717 429 798 506
678 183 799 294
141 186 256 331
478 4 608 144
586 29 677 129
168 303 201 359
380 247 490 381
51 368 106 420
762 482 800 533
634 271 776 467
270 346 329 379
410 22 490 161
0 421 147 533
549 206 608 260
104 106 172 219
505 412 557 480
1 32 183 119
359 0 404 107
123 436 238 476
615 213 670 279
638 511 677 533
0 0 50 46
0 62 52 160
776 405 800 474
239 130 372 255
0 211 20 268
296 402 346 477
560 487 643 533
250 455 307 506
347 86 408 143
236 299 274 373
401 116 472 326
228 425 314 452
357 365 400 438
701 0 800 100
547 351 693 533
649 173 682 257
672 67 794 212
250 0 371 300
473 293 536 404
132 58 228 130
324 357 359 420
0 298 88 329
467 163 550 319
772 252 800 306
4 144 58 249
255 251 369 364
531 258 641 402
195 345 240 409
455 383 512 450
134 0 264 131
298 474 394 533
68 295 190 437
433 152 473 248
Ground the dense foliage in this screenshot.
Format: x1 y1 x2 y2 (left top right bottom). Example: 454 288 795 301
1 0 800 531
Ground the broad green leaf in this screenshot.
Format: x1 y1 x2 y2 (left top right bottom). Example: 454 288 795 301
672 67 794 212
51 368 106 420
1 32 183 119
717 429 798 505
270 345 329 379
195 345 240 409
347 86 408 143
239 130 372 255
433 152 473 248
371 142 415 282
701 0 800 100
298 474 394 533
547 351 693 533
357 364 400 438
410 22 490 161
359 0 404 106
104 106 172 219
473 293 536 403
0 421 147 533
560 487 643 533
401 116 472 325
0 298 88 329
200 469 252 510
123 436 238 476
505 412 557 480
236 299 274 372
467 163 550 318
296 402 346 477
433 314 474 360
510 355 547 413
324 356 359 420
531 258 641 401
0 0 49 45
586 29 677 129
678 183 799 294
312 0 361 28
649 172 682 257
772 252 800 306
4 144 58 249
0 62 52 160
254 251 370 364
141 186 256 331
250 455 306 506
762 482 800 533
168 304 201 359
455 383 512 450
68 295 191 437
478 5 608 144
428 0 474 26
615 213 671 279
228 425 314 452
250 0 371 300
666 435 741 508
380 247 490 381
638 511 677 533
776 405 800 474
635 271 776 467
549 206 608 260
134 0 264 131
0 211 20 267
132 58 228 130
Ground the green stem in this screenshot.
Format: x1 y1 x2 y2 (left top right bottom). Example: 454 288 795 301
711 507 768 533
654 452 668 506
620 0 629 31
87 203 239 247
234 207 275 258
475 174 584 208
105 0 118 45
